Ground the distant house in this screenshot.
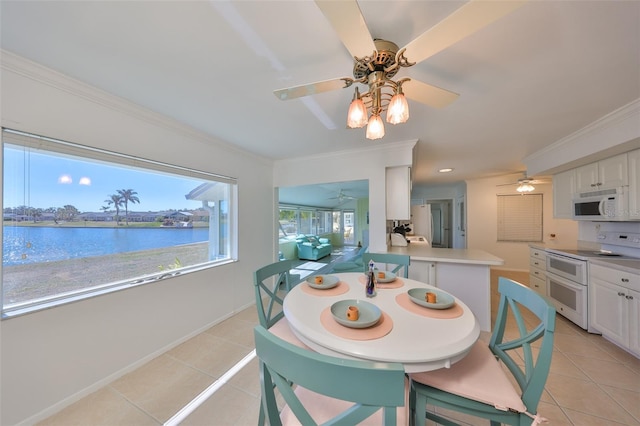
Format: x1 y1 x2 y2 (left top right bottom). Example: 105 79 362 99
165 211 193 222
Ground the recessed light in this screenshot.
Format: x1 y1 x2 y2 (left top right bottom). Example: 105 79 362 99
438 168 453 173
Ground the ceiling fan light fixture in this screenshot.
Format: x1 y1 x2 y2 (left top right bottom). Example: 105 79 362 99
516 182 535 193
386 89 409 125
346 87 368 128
366 114 385 140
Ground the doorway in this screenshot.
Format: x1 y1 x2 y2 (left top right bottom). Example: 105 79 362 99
343 210 355 246
429 200 453 248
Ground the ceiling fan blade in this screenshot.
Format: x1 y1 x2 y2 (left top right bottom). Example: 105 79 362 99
315 0 377 59
403 79 459 109
274 77 351 100
402 0 528 64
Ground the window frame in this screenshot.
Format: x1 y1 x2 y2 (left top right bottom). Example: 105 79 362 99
2 128 238 318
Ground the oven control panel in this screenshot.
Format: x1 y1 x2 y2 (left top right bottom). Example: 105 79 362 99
597 231 640 250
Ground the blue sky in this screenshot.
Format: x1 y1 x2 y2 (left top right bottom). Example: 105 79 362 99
4 145 206 212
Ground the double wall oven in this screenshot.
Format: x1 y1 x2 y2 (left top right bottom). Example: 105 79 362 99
546 250 590 330
545 231 640 331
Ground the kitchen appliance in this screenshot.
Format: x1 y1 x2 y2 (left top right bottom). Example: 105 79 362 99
545 251 589 330
545 231 640 331
572 187 628 221
410 204 433 245
390 233 408 247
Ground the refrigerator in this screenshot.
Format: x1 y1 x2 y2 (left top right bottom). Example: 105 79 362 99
410 204 433 246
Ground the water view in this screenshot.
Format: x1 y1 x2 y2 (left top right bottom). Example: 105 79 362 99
3 226 209 266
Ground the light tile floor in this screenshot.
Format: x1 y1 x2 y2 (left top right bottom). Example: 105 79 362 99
38 270 640 425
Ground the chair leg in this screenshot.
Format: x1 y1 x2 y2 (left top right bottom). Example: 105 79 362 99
411 390 428 426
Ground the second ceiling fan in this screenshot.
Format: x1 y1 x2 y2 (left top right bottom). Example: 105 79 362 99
274 0 527 139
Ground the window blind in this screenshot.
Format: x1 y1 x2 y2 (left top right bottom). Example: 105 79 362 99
497 194 543 242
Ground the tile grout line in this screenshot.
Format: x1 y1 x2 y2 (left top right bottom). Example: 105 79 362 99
163 349 257 426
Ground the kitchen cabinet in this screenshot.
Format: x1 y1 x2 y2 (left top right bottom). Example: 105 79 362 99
552 169 575 219
628 149 640 220
386 166 411 220
589 263 640 356
529 247 547 296
575 153 628 193
408 260 436 285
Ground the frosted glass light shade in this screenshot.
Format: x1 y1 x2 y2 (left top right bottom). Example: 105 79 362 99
347 98 368 128
366 114 385 140
386 93 409 124
516 183 535 192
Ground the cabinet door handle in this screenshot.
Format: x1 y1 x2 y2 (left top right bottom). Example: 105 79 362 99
627 295 634 300
618 292 626 297
621 278 630 283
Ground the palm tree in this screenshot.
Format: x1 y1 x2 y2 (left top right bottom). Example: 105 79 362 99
117 189 140 226
105 194 123 225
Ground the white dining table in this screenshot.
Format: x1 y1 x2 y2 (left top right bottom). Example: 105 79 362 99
283 272 480 373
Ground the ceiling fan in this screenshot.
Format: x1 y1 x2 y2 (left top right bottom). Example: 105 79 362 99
497 173 550 192
274 0 527 139
329 189 357 202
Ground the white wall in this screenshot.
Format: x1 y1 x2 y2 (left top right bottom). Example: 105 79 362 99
274 141 416 253
1 52 276 425
466 173 578 271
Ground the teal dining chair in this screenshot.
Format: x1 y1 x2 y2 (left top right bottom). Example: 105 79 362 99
362 253 410 278
408 277 556 426
254 325 407 425
253 260 308 425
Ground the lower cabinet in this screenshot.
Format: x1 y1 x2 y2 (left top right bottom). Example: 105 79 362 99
408 260 436 285
529 247 547 296
589 263 640 356
408 260 492 332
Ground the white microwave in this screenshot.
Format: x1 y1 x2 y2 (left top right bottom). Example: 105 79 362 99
572 187 628 221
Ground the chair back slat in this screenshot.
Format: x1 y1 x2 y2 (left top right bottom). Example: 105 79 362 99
254 260 295 328
254 326 406 425
362 253 410 278
490 277 556 411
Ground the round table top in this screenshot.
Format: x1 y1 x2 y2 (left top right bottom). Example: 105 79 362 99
283 272 480 373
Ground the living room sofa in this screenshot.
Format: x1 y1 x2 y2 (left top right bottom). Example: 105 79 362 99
296 235 332 260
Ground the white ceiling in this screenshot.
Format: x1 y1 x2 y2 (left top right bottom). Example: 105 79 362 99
2 1 639 197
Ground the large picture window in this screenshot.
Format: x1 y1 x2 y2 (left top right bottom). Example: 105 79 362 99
2 129 237 317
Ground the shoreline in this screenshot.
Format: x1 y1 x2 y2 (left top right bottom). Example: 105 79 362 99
3 242 209 305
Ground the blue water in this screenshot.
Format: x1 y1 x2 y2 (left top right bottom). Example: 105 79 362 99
3 226 209 266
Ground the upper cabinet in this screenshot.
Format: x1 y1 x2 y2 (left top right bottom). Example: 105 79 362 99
629 149 640 221
386 166 411 220
553 169 576 219
575 153 628 193
553 150 639 220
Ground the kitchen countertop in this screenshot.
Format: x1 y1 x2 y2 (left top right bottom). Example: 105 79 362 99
589 257 640 274
387 245 504 266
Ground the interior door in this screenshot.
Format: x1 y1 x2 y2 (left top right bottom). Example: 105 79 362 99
455 196 467 249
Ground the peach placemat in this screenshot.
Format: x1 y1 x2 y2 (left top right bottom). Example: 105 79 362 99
320 308 393 340
357 274 404 289
395 293 463 319
300 281 350 296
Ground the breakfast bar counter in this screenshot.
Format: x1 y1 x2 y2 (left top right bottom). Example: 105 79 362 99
386 245 504 331
387 246 505 265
